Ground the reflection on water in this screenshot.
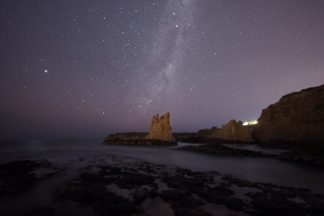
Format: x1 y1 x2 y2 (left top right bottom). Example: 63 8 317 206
0 139 324 194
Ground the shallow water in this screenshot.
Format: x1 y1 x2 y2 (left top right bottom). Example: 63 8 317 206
0 139 324 194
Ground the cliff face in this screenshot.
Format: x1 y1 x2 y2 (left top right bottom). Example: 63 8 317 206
145 112 176 142
253 84 324 144
210 120 254 142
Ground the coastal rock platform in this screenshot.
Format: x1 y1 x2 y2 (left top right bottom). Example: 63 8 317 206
1 156 321 216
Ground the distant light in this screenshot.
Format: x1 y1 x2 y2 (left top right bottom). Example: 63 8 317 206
44 69 48 73
243 120 258 126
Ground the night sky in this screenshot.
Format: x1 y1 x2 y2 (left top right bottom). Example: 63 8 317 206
1 0 324 139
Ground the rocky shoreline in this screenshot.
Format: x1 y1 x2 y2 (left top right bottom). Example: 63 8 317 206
104 132 324 167
176 143 274 158
176 143 324 168
103 132 253 146
1 157 323 216
277 144 324 167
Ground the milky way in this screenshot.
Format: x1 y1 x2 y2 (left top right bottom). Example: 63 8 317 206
1 0 324 138
131 0 196 112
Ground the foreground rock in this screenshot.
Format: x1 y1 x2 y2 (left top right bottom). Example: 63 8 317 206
54 157 324 216
278 144 324 167
0 160 59 198
253 84 324 144
1 158 323 215
104 112 177 146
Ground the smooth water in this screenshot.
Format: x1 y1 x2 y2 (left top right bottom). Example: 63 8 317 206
0 139 323 194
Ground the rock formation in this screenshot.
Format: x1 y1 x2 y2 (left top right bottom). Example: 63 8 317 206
210 120 254 142
145 112 176 142
253 84 324 144
103 112 176 145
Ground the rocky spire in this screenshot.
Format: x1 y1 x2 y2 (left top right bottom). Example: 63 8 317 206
145 112 175 141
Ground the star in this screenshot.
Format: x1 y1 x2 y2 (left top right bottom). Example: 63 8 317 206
44 69 48 73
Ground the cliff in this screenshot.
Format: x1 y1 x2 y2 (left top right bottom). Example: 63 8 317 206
210 120 254 143
253 84 324 144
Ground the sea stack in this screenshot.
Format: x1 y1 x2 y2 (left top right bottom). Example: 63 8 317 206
145 112 176 142
103 112 177 145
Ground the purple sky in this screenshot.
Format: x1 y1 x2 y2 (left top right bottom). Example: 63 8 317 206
1 0 324 138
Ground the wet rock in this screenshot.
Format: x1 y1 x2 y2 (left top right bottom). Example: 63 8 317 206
160 189 205 215
133 189 149 204
246 191 307 216
223 197 245 211
191 185 235 205
54 159 324 216
108 167 122 175
173 207 212 216
60 171 141 215
108 171 155 189
160 189 203 208
162 172 212 194
140 164 156 174
302 194 324 215
92 192 139 216
23 205 55 216
223 175 257 188
0 160 58 198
